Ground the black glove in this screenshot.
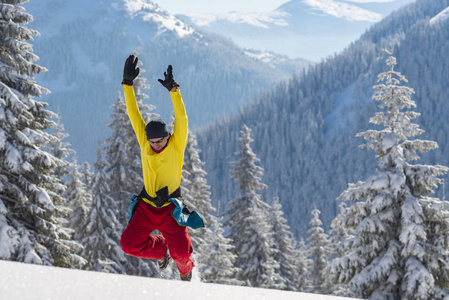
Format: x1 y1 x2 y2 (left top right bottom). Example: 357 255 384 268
158 65 180 91
122 55 139 86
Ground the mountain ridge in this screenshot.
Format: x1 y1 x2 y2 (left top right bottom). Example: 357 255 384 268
23 0 309 163
177 0 417 61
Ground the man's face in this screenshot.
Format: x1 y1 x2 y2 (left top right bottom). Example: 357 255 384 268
149 135 169 151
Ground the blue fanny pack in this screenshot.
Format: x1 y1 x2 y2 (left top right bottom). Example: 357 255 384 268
167 198 205 229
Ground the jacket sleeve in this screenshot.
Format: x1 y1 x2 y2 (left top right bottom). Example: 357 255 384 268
123 84 147 146
171 90 188 150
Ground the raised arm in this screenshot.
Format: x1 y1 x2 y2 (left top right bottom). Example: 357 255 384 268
122 55 147 146
158 65 188 150
171 90 188 150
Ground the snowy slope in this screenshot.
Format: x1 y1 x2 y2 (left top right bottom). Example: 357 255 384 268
0 260 357 300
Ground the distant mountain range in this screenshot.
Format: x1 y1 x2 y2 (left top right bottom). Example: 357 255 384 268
23 0 310 163
430 5 449 24
196 0 449 239
177 0 417 61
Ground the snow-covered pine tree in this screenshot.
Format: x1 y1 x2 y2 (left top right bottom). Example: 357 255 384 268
46 112 74 180
330 49 449 299
101 92 139 224
46 112 80 239
181 131 214 249
181 130 240 283
325 201 354 297
75 94 131 274
79 157 126 274
0 0 84 268
225 124 285 289
65 157 92 241
270 197 302 291
182 131 216 226
177 168 204 280
180 143 203 251
328 202 353 261
80 161 93 192
296 238 311 291
307 208 330 294
198 216 242 285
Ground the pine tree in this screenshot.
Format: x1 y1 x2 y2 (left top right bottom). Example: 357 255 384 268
0 0 84 267
182 131 216 227
326 201 354 297
225 124 284 289
102 92 139 224
307 208 330 294
270 197 301 291
328 202 353 261
180 131 210 275
181 130 241 283
80 161 93 192
65 157 92 241
181 132 214 253
330 49 449 299
46 112 74 180
79 157 126 274
199 217 242 285
296 238 311 291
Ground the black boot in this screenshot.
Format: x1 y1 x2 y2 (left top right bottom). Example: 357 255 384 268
157 252 170 270
180 271 192 281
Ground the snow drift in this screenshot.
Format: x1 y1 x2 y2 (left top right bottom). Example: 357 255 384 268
0 260 358 300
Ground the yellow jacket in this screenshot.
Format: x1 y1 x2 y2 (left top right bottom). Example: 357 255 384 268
122 84 188 200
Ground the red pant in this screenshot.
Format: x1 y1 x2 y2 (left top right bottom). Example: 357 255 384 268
120 201 194 276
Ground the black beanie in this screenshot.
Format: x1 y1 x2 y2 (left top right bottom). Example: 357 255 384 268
145 119 169 140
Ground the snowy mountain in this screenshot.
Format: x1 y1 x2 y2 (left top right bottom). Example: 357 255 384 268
196 0 449 239
177 0 417 61
22 0 310 163
430 5 449 24
1 260 357 300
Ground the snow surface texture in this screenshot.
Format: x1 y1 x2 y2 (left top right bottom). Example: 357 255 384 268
0 260 358 300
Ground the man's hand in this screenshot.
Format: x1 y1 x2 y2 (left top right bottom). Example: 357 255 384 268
122 55 139 86
158 65 180 92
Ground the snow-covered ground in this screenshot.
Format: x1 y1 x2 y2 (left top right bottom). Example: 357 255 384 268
0 260 358 300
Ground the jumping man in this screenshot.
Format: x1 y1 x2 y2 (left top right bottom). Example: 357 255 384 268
120 55 197 281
